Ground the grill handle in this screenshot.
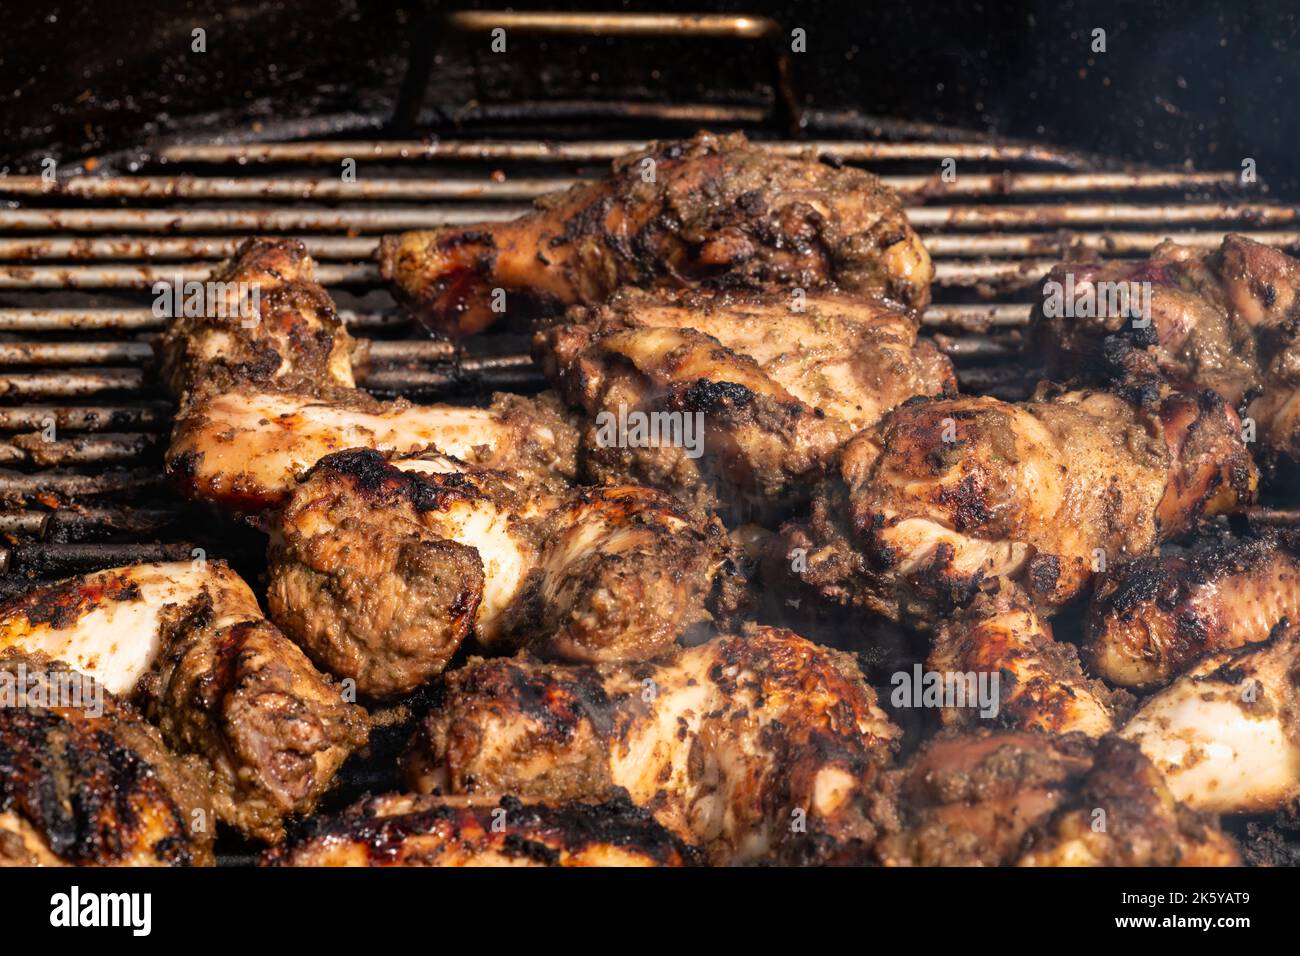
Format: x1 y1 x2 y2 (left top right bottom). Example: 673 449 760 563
395 10 804 136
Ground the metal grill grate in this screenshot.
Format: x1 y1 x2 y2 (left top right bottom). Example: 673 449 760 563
2 128 1299 580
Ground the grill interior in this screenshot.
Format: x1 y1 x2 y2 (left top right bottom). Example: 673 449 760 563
3 124 1298 585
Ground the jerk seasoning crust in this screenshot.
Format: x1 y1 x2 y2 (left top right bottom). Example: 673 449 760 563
380 132 933 335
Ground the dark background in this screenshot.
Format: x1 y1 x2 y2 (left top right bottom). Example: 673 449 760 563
2 0 1296 191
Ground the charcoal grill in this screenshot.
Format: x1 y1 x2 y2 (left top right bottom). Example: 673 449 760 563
2 9 1300 867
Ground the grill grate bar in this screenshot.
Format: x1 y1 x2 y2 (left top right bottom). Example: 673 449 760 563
3 202 1291 235
153 139 1103 167
0 170 1242 201
0 308 403 332
0 259 1104 291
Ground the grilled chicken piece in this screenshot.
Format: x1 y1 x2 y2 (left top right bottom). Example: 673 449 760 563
162 239 578 513
156 236 358 401
379 132 933 336
268 448 739 697
931 587 1124 737
1031 234 1300 462
1086 529 1300 688
1120 621 1300 815
873 731 1096 866
872 731 1238 867
0 560 252 697
265 793 693 867
0 562 369 844
775 383 1257 625
1017 736 1241 867
535 288 955 521
404 627 900 865
0 650 214 866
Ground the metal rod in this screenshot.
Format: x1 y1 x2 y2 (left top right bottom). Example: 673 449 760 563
0 405 171 432
0 207 522 233
926 230 1300 257
0 236 378 262
921 304 1033 329
908 203 1300 228
0 371 147 398
0 263 376 289
0 176 583 201
156 139 1096 167
0 308 403 333
0 342 153 365
0 469 164 501
0 434 158 467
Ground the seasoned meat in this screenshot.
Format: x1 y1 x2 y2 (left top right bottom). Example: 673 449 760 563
379 132 932 336
1030 234 1300 463
267 448 740 697
930 586 1125 737
0 650 214 866
156 237 359 402
1120 620 1300 815
872 731 1238 867
265 793 694 867
0 560 250 697
774 383 1257 625
163 239 579 513
137 591 370 844
404 627 900 865
0 561 369 844
1016 737 1240 867
871 731 1096 866
535 288 955 521
1086 528 1300 688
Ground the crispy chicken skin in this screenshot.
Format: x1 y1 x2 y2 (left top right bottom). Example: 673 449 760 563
931 587 1125 737
872 731 1238 867
379 132 933 336
0 560 251 697
535 288 955 521
0 561 369 844
1121 621 1300 815
405 627 900 864
137 590 370 844
872 731 1094 867
163 239 578 513
1031 234 1300 462
265 793 693 867
156 237 358 401
775 383 1256 624
268 448 740 697
1016 737 1240 867
1086 529 1300 688
0 650 214 867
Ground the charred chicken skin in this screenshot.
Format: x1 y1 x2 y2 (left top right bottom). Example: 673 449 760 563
404 627 900 865
1121 620 1300 815
775 383 1257 625
1031 234 1300 463
930 586 1125 737
871 731 1238 867
0 650 215 867
162 238 579 513
265 794 694 867
268 448 740 697
0 562 369 844
379 132 933 336
535 288 955 521
1086 528 1300 688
